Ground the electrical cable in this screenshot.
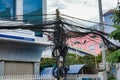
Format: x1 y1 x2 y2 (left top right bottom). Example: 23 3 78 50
61 17 87 28
0 10 120 80
61 14 113 27
62 21 108 36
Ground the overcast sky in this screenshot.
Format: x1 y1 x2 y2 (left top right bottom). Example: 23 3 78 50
47 0 118 22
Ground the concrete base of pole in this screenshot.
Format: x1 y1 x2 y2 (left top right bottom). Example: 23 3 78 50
98 71 107 80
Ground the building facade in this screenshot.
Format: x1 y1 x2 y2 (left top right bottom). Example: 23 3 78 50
0 0 48 75
67 35 102 56
0 0 47 39
103 9 120 80
103 9 120 46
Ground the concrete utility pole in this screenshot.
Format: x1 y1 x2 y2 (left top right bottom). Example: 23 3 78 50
56 9 63 80
98 0 107 80
98 0 104 31
98 0 105 69
53 9 67 80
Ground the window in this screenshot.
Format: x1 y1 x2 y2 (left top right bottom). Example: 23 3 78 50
23 0 42 25
0 0 15 20
89 45 94 50
23 0 43 37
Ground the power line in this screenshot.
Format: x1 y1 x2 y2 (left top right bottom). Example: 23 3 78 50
0 13 113 27
61 14 113 27
62 21 108 35
0 13 119 50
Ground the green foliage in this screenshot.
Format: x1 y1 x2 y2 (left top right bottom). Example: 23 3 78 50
66 53 81 65
109 9 120 41
106 49 120 63
108 74 117 80
107 8 120 64
66 53 96 66
96 54 102 63
112 9 120 24
40 58 56 67
40 53 102 68
109 24 120 41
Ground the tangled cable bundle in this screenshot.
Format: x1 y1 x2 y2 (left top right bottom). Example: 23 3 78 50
0 12 120 79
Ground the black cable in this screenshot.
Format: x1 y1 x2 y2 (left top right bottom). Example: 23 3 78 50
61 19 84 32
62 21 108 36
87 31 120 49
61 17 86 28
52 67 59 79
0 14 56 18
0 21 57 30
61 14 113 27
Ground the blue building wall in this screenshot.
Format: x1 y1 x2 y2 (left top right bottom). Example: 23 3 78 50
104 13 115 33
103 10 120 46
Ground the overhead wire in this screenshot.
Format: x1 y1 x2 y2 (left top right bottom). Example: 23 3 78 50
0 13 114 27
61 14 113 27
0 13 119 49
61 20 82 32
0 14 56 17
62 21 108 36
0 14 56 22
61 17 87 27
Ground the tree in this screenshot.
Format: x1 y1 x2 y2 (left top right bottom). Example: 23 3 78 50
110 8 120 41
40 58 56 67
40 53 102 68
106 49 120 63
106 8 120 63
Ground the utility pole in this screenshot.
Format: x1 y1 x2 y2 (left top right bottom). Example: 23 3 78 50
98 0 104 31
56 9 63 80
52 9 68 80
98 0 107 80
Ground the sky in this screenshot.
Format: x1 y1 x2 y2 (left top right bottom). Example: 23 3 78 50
47 0 118 23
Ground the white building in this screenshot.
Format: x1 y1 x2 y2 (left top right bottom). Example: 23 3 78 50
0 0 50 75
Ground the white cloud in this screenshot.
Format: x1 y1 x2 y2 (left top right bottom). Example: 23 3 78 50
102 0 117 12
47 0 118 22
48 0 67 10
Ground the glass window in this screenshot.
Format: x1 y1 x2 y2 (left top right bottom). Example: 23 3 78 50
23 0 42 25
23 0 43 37
0 0 15 20
89 45 94 50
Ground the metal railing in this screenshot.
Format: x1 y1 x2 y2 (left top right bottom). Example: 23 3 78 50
0 74 102 80
0 74 55 80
